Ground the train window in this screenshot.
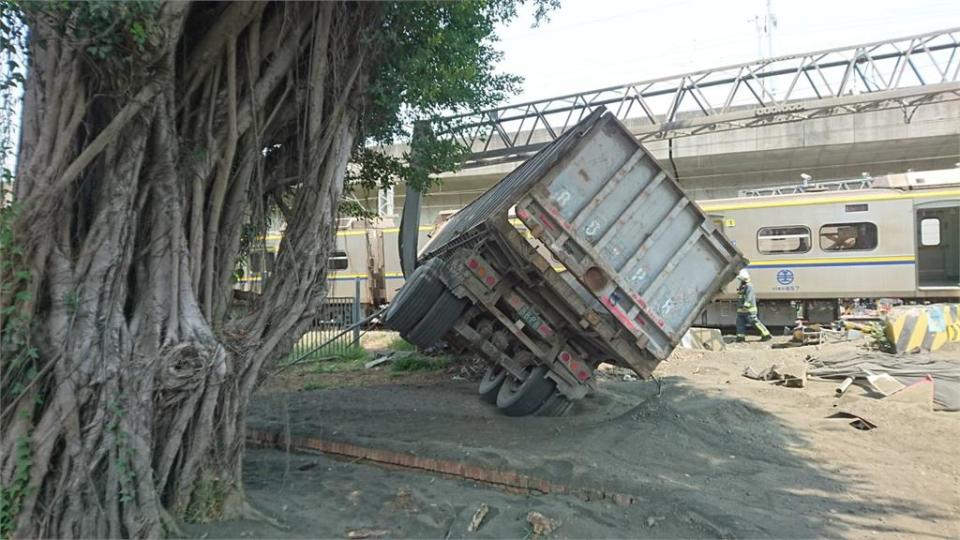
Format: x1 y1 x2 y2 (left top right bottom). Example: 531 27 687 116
757 226 811 254
819 222 878 251
328 250 349 270
845 203 868 213
920 218 941 246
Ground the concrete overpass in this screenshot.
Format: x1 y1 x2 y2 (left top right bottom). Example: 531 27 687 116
370 28 960 223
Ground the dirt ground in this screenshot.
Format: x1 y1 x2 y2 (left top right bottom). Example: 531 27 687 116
189 335 959 539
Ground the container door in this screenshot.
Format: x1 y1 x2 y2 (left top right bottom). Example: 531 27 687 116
916 205 960 288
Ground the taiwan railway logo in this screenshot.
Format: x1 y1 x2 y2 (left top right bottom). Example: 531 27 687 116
776 269 795 285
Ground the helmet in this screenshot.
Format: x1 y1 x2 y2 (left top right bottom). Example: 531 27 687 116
737 269 750 281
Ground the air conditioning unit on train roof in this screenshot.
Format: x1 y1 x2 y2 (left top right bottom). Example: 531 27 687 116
873 169 960 190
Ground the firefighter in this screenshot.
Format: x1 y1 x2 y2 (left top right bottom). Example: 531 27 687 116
735 269 772 342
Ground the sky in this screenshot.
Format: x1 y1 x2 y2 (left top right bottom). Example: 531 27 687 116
492 0 960 104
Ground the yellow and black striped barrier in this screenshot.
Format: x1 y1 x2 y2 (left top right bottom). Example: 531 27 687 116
884 304 960 354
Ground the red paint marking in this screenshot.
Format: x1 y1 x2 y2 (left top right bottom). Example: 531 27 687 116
509 295 522 307
600 296 638 332
635 317 646 326
559 351 571 362
485 276 496 286
570 362 579 372
516 207 530 220
538 323 553 337
538 212 558 232
578 370 589 381
467 258 479 269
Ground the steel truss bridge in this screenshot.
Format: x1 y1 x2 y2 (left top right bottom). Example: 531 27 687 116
439 27 960 169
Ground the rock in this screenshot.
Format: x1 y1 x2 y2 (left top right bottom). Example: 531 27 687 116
346 528 389 539
467 503 489 532
526 511 559 538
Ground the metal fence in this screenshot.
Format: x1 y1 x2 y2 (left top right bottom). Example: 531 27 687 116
289 278 363 361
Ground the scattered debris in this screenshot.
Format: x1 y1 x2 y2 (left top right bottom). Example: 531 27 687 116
865 372 905 396
679 327 725 351
743 358 807 387
364 351 412 369
346 528 390 539
526 511 559 538
835 377 855 396
467 503 489 532
645 516 665 527
808 349 960 411
297 461 318 471
828 411 878 431
347 490 362 506
884 375 935 411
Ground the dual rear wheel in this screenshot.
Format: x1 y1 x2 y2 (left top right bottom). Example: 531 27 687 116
478 363 573 417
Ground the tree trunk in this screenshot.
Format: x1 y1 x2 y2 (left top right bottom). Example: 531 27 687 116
1 2 375 537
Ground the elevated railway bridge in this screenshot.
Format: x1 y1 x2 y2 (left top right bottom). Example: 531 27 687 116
375 27 960 223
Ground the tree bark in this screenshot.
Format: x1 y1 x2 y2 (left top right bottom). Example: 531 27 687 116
1 2 377 536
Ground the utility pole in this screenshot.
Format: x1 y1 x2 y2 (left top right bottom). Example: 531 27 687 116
751 0 778 98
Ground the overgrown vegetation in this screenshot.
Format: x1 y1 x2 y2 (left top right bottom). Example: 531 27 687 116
310 346 371 373
391 353 449 373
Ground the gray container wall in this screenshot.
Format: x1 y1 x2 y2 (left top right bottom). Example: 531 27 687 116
514 113 744 358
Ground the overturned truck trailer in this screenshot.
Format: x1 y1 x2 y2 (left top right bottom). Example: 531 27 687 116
385 108 746 416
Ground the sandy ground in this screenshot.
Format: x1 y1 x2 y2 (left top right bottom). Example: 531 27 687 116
189 336 960 539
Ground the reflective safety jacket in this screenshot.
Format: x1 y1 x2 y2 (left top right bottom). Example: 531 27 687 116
737 281 758 314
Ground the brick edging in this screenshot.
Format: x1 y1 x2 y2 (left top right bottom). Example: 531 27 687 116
246 429 639 506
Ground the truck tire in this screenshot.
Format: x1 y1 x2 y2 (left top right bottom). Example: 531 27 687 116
534 391 573 417
403 289 468 348
496 365 555 417
384 258 443 334
478 364 506 404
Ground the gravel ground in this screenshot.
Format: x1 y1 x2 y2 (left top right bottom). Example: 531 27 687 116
189 337 960 539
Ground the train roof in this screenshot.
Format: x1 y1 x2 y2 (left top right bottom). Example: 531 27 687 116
698 168 960 212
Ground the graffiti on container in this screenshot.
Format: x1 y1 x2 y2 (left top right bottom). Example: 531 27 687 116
660 298 675 317
629 266 647 287
584 219 601 238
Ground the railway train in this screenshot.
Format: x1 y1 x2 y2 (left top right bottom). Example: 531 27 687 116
238 168 960 327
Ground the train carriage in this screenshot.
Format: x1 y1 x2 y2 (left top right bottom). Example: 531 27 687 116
697 170 960 327
239 169 959 328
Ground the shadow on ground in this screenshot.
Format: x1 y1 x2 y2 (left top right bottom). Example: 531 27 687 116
191 377 953 538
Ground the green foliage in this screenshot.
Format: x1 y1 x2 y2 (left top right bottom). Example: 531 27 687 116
182 472 227 524
107 402 139 508
867 324 894 353
0 427 33 538
388 337 416 352
0 204 38 403
0 7 32 535
288 344 372 373
391 353 448 373
344 0 558 213
19 0 162 92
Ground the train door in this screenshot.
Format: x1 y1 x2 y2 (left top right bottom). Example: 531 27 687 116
916 204 960 288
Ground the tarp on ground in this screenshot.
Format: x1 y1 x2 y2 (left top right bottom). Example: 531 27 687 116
808 349 960 411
